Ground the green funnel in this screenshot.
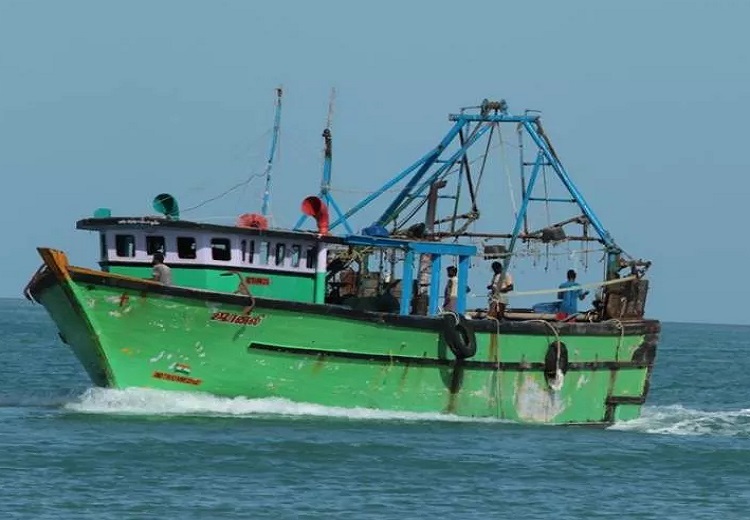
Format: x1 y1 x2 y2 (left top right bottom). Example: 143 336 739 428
152 193 180 220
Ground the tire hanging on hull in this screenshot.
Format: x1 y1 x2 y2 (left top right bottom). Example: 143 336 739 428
544 341 569 391
441 314 477 359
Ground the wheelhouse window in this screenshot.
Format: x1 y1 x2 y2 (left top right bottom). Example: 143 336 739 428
306 246 317 269
99 234 107 260
275 243 286 266
290 245 301 268
146 235 165 255
115 234 135 258
211 238 231 261
177 236 197 259
260 241 270 265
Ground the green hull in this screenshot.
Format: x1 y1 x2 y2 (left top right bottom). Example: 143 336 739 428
30 267 658 425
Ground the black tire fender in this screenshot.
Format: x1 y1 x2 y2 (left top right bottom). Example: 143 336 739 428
441 314 477 359
544 341 569 385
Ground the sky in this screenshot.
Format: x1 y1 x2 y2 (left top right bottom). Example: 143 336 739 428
1 0 748 324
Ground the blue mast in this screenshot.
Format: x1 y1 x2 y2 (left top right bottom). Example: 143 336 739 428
294 88 354 234
261 87 283 217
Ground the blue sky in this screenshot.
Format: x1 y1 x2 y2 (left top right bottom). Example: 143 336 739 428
1 0 748 324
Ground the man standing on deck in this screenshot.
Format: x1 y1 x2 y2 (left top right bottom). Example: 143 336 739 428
444 266 458 312
151 252 172 285
558 269 588 316
487 261 513 319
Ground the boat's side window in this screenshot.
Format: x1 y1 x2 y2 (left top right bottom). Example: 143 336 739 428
260 241 270 265
247 240 255 264
306 246 317 269
146 236 165 255
99 234 107 260
115 234 135 258
275 243 286 266
211 238 231 261
290 244 301 268
177 236 197 259
240 240 247 262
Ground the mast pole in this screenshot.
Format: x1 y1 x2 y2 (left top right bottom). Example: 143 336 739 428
321 88 335 205
294 88 354 234
261 87 283 217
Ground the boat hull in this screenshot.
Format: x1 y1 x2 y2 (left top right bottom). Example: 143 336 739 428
27 249 659 425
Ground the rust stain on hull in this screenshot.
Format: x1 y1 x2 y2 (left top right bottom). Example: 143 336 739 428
445 361 465 414
311 356 326 374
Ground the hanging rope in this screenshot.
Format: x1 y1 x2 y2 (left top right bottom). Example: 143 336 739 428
540 163 551 271
605 319 625 362
472 124 495 196
485 315 502 417
497 124 519 220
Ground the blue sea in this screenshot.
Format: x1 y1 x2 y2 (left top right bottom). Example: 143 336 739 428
1 298 749 519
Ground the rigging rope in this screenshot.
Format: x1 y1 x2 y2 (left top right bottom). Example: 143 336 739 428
498 125 519 220
467 275 637 299
182 172 266 213
541 163 551 271
604 319 625 362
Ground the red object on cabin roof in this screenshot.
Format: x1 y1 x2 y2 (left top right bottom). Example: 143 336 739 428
236 213 269 230
301 196 330 235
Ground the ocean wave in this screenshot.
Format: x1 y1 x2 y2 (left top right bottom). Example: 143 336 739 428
610 404 750 437
0 390 83 409
62 387 499 424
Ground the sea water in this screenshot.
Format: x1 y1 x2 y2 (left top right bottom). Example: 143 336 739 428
1 298 749 519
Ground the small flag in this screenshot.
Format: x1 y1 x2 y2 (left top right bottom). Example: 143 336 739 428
170 363 191 375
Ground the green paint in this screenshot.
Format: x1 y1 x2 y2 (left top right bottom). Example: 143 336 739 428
613 404 642 422
611 369 648 397
314 271 326 304
35 274 655 425
108 265 315 302
37 284 112 387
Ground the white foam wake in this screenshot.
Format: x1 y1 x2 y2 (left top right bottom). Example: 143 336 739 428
610 404 750 437
64 389 746 435
62 387 499 423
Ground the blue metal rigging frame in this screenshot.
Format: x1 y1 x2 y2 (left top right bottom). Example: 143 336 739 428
342 235 476 316
317 99 630 316
328 99 622 260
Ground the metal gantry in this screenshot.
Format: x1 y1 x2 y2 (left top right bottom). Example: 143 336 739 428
325 99 626 277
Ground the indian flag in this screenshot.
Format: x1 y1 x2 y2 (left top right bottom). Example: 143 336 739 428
170 363 191 375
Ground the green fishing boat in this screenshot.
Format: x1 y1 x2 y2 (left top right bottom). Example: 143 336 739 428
24 96 658 425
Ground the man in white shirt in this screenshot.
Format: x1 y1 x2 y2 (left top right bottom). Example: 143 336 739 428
443 266 458 312
151 252 172 285
487 261 513 319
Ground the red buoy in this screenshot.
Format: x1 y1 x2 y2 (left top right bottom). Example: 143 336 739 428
236 213 269 230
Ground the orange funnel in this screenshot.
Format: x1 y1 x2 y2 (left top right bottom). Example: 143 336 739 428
301 196 330 235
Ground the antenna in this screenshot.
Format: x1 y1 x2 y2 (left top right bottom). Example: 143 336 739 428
261 87 283 217
326 87 336 131
321 87 335 198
